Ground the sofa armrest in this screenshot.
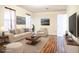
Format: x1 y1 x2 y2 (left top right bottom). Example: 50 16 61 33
8 33 14 42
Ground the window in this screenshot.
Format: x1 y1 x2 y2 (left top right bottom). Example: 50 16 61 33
4 7 16 31
26 15 32 28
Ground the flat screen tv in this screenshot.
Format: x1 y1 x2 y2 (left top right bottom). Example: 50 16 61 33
69 13 77 37
16 16 26 25
77 14 79 37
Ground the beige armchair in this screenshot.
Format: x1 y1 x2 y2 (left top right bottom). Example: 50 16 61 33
37 28 48 36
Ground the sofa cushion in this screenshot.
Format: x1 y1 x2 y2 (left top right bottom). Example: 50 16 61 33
15 29 21 34
20 29 24 33
9 30 16 34
24 28 30 32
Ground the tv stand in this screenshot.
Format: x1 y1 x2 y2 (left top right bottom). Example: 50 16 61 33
65 36 79 46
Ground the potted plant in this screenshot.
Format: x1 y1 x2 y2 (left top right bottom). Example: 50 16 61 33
32 24 35 32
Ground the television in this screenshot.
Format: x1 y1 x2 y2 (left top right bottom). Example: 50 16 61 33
41 18 50 25
69 13 79 37
77 14 79 36
16 16 26 25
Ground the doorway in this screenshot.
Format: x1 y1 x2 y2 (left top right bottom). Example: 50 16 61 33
57 14 68 53
57 14 68 36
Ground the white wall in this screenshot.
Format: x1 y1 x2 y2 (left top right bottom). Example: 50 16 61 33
32 11 66 35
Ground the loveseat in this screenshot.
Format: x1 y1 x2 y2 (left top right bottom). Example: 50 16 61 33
37 28 48 36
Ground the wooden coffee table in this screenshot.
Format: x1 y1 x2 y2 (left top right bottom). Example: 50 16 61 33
26 36 41 45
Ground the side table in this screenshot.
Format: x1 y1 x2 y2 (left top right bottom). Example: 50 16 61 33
0 35 9 53
0 35 9 44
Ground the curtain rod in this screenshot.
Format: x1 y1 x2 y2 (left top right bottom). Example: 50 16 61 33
26 13 31 16
5 7 16 11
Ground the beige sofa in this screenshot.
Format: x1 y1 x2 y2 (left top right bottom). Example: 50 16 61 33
5 29 32 42
37 28 48 36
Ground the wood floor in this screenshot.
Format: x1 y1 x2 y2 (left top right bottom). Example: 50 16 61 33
40 35 57 53
5 35 66 53
40 35 67 53
57 36 65 53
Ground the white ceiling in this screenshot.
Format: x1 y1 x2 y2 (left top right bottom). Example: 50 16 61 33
18 5 67 13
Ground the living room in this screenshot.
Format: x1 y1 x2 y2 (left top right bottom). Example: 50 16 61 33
0 5 79 53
